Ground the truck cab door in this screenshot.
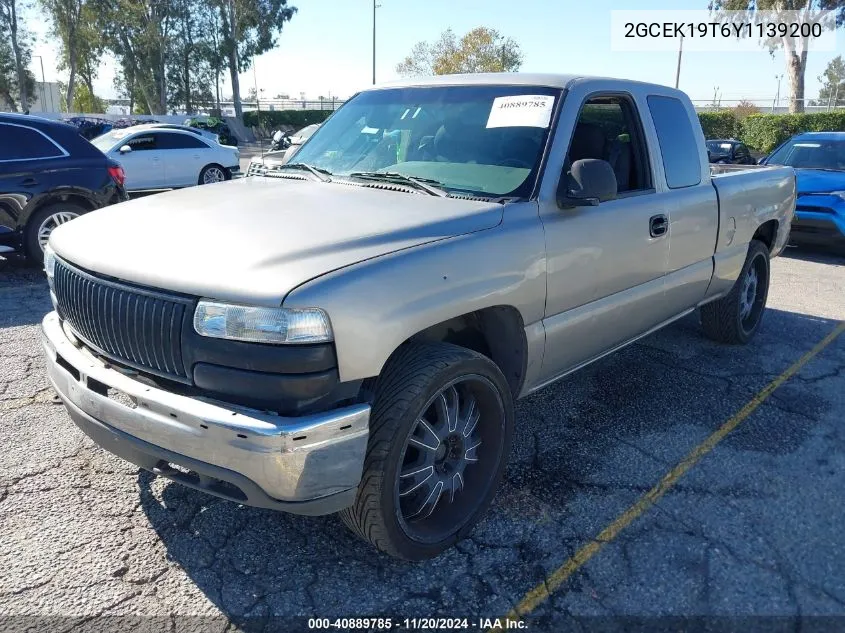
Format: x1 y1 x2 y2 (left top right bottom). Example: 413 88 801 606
644 95 718 315
534 88 674 384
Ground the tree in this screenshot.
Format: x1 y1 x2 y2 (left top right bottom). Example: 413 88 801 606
396 27 523 77
0 0 35 110
211 0 296 120
733 99 760 118
816 54 845 106
40 0 102 111
93 0 176 115
70 81 105 112
167 0 216 113
709 1 845 113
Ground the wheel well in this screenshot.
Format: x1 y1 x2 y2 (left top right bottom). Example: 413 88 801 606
403 306 527 398
752 219 779 252
30 194 95 222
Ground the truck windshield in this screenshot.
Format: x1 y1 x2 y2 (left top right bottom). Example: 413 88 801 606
291 85 562 197
766 138 845 170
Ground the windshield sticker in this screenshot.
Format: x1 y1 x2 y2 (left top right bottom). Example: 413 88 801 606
486 95 554 129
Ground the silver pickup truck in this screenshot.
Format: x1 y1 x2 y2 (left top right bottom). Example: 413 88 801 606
41 74 795 560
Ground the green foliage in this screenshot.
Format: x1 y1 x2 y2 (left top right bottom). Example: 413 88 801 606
698 111 741 139
396 26 523 77
71 81 105 112
815 55 845 106
740 112 845 152
696 111 845 153
243 109 333 130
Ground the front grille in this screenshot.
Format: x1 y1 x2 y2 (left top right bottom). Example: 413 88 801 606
796 205 835 215
246 161 266 177
53 259 195 383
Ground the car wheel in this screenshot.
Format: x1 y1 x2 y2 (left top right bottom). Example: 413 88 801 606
340 342 514 560
700 239 770 344
199 164 227 185
25 203 86 264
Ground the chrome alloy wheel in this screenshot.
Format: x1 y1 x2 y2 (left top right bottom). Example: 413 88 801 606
739 265 758 322
37 211 79 251
202 166 226 184
739 250 768 334
395 375 505 543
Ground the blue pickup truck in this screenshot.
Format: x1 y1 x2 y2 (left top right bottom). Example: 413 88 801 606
761 132 845 250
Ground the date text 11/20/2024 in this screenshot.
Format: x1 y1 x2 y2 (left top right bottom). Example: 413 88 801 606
307 617 527 630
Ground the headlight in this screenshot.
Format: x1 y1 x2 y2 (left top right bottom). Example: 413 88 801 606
44 245 56 287
193 301 333 344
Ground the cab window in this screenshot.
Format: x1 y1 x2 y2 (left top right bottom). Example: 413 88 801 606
565 95 652 194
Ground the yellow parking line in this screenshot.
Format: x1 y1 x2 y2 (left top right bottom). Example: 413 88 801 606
494 320 845 629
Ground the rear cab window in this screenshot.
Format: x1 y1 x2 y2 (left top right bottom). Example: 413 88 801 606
646 95 702 189
0 123 67 162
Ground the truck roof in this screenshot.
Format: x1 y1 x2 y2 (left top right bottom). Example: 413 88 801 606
366 72 680 94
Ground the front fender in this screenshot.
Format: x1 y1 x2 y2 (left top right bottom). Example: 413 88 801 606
282 202 547 384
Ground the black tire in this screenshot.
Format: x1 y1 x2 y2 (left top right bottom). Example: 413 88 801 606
700 239 770 344
24 202 87 264
340 342 514 560
198 164 228 186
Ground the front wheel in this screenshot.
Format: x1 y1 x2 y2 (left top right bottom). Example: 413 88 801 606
340 342 514 560
700 239 771 344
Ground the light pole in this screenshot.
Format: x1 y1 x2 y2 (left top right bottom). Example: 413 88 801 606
774 74 783 112
674 35 683 89
31 55 50 112
372 1 381 84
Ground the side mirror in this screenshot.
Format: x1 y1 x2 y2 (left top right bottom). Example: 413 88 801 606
557 159 618 208
119 145 132 154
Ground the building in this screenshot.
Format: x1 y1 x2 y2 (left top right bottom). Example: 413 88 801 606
30 82 63 114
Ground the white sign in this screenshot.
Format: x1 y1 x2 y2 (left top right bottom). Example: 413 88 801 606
610 10 837 53
486 95 554 129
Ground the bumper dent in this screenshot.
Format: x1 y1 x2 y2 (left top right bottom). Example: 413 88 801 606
41 311 369 514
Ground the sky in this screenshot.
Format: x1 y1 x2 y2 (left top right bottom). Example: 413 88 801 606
26 0 845 106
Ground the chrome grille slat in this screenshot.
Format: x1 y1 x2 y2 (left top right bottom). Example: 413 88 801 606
53 259 193 383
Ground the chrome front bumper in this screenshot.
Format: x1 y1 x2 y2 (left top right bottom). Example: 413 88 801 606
41 311 369 515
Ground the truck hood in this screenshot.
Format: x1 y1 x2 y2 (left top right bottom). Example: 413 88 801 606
795 168 845 195
49 177 503 306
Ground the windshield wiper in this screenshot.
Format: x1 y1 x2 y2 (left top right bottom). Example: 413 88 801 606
277 163 332 182
348 171 448 197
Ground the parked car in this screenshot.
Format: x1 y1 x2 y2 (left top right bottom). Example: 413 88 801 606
90 125 240 193
760 132 845 250
144 123 221 144
0 113 127 263
42 74 795 560
706 139 756 165
247 123 322 175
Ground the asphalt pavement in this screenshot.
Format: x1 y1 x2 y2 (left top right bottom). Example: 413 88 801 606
0 247 843 633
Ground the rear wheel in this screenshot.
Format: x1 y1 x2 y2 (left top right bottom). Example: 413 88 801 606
340 342 513 560
700 239 770 344
199 164 227 185
25 202 86 264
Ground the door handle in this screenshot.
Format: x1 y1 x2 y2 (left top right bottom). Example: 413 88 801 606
19 178 38 187
649 214 668 238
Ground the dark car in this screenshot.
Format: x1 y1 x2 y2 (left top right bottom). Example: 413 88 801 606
0 113 128 263
760 131 845 250
706 139 756 165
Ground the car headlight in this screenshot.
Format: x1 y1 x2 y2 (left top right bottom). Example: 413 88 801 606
44 245 56 287
193 301 333 344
